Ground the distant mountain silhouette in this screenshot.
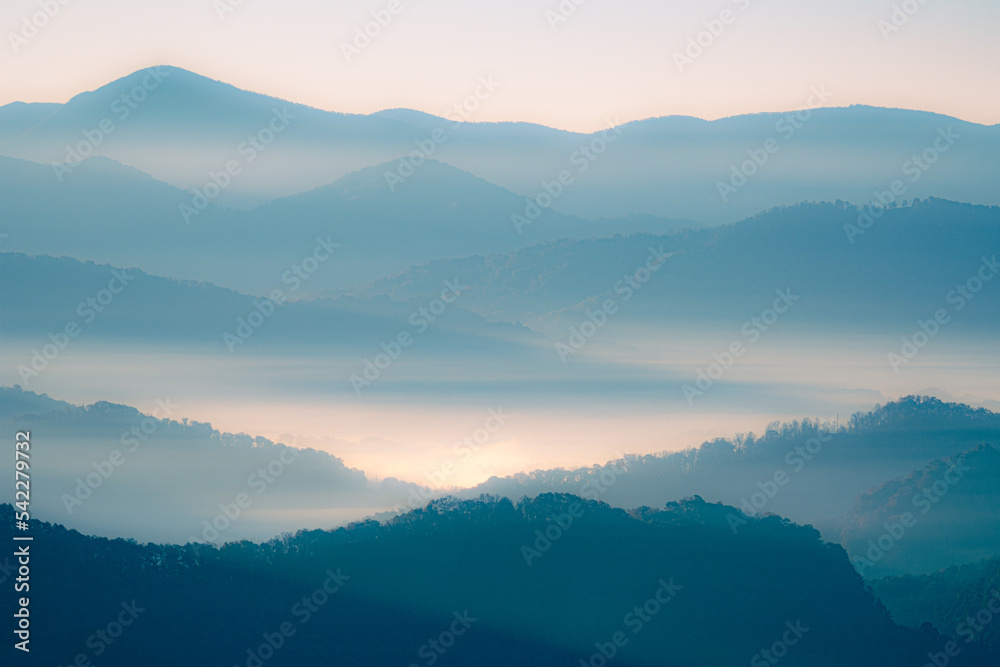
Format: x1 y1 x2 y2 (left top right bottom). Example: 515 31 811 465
0 100 60 137
0 495 991 666
351 199 1000 333
6 385 997 566
2 66 998 222
841 443 1000 577
455 397 1000 545
0 385 73 416
0 154 695 292
0 386 420 543
0 252 546 357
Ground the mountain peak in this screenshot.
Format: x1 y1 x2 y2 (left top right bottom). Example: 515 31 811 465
60 65 299 121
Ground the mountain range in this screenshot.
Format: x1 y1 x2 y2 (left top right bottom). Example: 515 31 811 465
2 66 998 225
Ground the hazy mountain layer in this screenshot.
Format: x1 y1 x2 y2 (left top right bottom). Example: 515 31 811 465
841 443 1000 578
351 199 1000 334
0 154 697 292
2 67 998 224
873 556 1000 653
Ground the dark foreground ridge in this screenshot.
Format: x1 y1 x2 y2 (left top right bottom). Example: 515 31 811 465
0 496 992 666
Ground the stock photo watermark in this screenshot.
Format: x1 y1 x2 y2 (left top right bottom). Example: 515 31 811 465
61 398 179 514
843 126 960 243
189 447 300 546
384 75 501 191
8 0 72 52
545 0 588 31
521 458 627 566
727 421 835 534
233 568 349 667
223 236 340 352
213 0 246 21
750 620 809 667
673 0 754 73
917 584 1000 667
350 278 470 394
52 67 170 181
717 85 833 202
683 288 799 403
340 0 413 63
877 0 932 39
393 408 510 514
17 268 134 385
408 611 477 667
512 119 624 234
852 456 969 577
53 600 145 665
887 255 997 372
180 107 295 223
555 247 669 362
579 578 682 666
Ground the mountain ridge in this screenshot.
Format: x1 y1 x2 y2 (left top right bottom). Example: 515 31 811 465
4 66 998 223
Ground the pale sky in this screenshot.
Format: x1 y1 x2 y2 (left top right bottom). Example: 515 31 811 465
1 0 998 131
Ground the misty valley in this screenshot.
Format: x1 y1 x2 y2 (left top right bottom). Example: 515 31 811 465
2 26 999 665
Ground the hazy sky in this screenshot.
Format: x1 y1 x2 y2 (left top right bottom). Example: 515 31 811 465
2 0 998 132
